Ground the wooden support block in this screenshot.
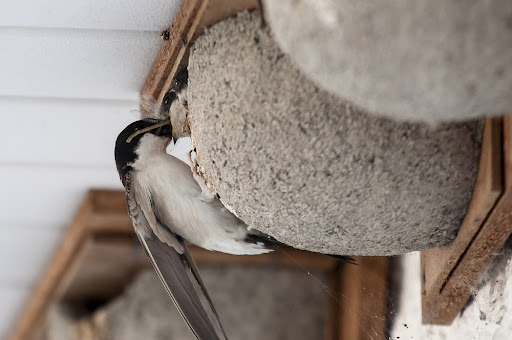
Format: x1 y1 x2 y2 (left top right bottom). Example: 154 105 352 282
8 189 340 340
86 211 132 234
140 0 258 112
62 235 147 301
89 189 128 215
329 257 389 340
87 189 132 234
421 116 512 324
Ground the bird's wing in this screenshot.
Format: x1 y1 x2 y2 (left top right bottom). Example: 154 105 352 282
125 174 228 340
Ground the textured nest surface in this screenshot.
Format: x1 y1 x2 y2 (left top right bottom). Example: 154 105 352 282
188 12 484 256
266 0 512 122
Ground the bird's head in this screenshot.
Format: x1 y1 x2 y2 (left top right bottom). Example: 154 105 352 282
170 68 188 93
114 119 173 185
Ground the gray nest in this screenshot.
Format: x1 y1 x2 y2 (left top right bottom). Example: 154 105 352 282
187 12 484 256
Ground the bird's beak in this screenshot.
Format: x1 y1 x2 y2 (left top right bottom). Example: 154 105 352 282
155 121 175 145
126 119 171 143
156 122 172 138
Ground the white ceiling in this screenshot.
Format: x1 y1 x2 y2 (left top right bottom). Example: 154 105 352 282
0 0 182 337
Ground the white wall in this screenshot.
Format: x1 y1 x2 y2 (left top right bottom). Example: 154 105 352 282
0 1 182 337
391 249 512 339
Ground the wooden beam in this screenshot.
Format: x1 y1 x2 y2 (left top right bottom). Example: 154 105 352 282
86 211 132 234
89 189 127 215
140 0 258 113
504 115 512 190
421 116 512 324
422 118 503 297
423 187 512 324
62 235 147 301
334 257 389 340
325 267 342 340
141 0 208 110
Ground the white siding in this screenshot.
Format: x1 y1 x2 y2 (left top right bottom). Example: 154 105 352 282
0 28 162 100
0 288 30 337
0 0 180 31
0 0 183 337
0 166 122 229
0 97 137 166
0 227 63 285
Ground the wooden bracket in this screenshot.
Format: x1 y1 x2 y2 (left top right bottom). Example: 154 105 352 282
140 0 258 113
11 190 387 340
421 115 512 324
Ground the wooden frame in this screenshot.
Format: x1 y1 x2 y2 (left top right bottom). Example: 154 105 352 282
421 116 512 324
140 0 259 112
8 190 389 340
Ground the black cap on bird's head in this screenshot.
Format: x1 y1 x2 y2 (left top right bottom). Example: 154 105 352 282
114 119 172 185
171 68 188 93
159 68 188 115
161 90 177 114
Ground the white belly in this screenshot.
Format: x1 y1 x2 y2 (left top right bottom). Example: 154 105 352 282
138 153 271 255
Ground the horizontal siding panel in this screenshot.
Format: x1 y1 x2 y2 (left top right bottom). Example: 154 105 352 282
0 28 162 100
0 97 136 166
0 287 30 338
0 166 122 228
0 0 181 31
0 228 62 285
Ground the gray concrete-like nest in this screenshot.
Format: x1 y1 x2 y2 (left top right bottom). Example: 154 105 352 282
188 12 484 256
266 0 512 122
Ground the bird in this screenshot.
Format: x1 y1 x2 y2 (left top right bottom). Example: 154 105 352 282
169 68 189 110
139 68 189 123
149 68 190 141
114 118 356 340
159 68 189 116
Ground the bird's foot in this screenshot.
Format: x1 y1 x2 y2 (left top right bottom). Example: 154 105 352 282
188 150 199 175
188 150 215 201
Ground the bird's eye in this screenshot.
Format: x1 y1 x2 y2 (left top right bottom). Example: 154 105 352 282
134 124 143 130
174 78 180 86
